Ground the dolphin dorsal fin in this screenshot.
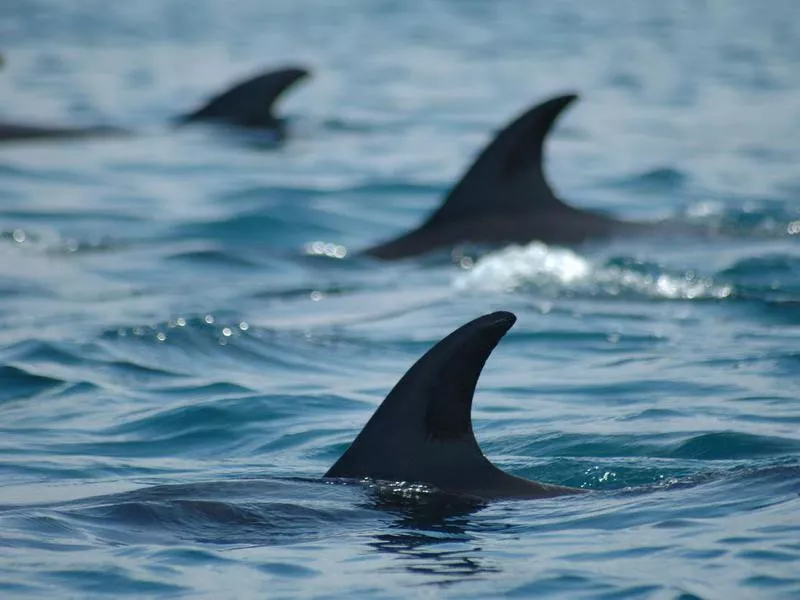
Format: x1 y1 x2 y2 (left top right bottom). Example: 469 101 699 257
325 312 516 485
177 66 309 128
422 94 578 230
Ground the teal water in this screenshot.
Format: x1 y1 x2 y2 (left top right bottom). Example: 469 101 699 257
1 1 799 598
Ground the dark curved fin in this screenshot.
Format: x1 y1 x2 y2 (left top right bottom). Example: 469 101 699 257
325 312 516 483
423 94 578 230
176 66 310 129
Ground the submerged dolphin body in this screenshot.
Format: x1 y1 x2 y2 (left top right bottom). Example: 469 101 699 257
0 122 127 142
364 95 657 260
0 66 309 143
325 311 581 500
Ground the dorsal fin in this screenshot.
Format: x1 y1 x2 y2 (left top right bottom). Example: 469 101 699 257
422 94 578 230
176 66 309 129
325 312 516 486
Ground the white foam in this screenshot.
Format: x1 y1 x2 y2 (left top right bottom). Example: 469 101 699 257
453 243 591 292
453 242 734 300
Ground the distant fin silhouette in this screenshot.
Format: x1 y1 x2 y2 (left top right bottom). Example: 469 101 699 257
1 66 311 143
325 311 580 500
365 94 582 259
176 66 310 130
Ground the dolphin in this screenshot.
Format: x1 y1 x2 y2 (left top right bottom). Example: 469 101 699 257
364 94 661 260
0 122 128 142
0 66 309 143
325 311 582 500
174 66 309 136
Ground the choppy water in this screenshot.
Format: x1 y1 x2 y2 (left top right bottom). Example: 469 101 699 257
1 1 799 598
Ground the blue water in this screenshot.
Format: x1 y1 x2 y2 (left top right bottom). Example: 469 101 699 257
1 1 799 597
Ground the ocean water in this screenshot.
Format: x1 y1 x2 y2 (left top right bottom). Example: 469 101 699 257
1 0 799 597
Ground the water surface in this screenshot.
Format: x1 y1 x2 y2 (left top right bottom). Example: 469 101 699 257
1 1 799 597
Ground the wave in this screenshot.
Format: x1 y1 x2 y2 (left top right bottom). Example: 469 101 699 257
602 167 689 193
0 366 65 403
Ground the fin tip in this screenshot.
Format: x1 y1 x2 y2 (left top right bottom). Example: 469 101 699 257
472 311 517 337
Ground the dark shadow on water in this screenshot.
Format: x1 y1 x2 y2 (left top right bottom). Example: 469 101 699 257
55 477 503 581
359 482 501 583
1 477 494 564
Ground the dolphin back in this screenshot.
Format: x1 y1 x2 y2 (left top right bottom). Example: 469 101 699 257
0 122 128 143
176 66 310 129
325 312 516 486
364 94 578 259
427 94 578 228
325 311 581 499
